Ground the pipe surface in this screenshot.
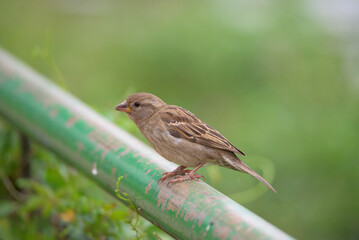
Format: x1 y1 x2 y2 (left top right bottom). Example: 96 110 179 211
0 49 293 240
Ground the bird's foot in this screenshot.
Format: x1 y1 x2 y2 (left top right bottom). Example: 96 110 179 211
168 171 205 184
158 166 190 183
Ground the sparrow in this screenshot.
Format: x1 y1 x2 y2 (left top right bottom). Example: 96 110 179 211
115 92 276 192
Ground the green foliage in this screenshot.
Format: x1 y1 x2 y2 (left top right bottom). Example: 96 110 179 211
0 120 168 240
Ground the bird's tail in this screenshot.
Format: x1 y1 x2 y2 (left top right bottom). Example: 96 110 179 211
227 157 276 193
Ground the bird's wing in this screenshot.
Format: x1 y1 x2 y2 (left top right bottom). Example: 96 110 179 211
160 106 246 156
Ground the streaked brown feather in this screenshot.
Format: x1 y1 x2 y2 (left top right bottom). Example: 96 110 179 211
160 106 246 156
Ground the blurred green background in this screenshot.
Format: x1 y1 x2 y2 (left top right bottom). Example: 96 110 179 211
1 0 359 239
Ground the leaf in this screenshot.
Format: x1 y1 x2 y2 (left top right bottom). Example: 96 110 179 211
45 168 66 190
0 201 17 217
15 178 33 190
109 209 128 221
20 195 44 213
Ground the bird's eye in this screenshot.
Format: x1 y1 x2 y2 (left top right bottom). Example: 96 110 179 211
134 102 141 107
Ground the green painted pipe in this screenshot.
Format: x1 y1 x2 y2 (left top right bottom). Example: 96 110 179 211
0 49 293 240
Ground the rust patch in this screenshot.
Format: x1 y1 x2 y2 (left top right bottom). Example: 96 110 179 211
145 169 152 175
145 179 154 194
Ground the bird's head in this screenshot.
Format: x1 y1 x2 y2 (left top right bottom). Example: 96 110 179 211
115 92 167 125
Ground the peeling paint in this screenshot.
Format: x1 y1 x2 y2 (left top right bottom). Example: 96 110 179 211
110 141 123 151
183 203 198 222
155 179 269 240
117 149 130 158
157 181 191 217
49 108 58 118
66 116 79 128
77 143 84 158
111 167 117 183
93 142 110 162
111 167 116 180
145 179 154 194
88 129 126 162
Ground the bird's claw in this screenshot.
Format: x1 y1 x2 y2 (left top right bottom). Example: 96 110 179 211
158 168 191 183
167 173 205 185
158 165 205 185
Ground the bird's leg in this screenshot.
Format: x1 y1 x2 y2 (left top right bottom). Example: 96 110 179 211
158 166 190 182
168 163 205 184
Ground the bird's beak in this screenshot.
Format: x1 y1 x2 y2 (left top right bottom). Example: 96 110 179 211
115 100 131 113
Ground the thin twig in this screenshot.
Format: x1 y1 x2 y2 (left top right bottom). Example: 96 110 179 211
19 132 31 179
0 169 26 202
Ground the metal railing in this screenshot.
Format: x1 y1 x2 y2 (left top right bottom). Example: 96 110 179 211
0 49 293 240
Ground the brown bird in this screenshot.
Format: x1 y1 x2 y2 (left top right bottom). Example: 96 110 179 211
115 92 276 192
